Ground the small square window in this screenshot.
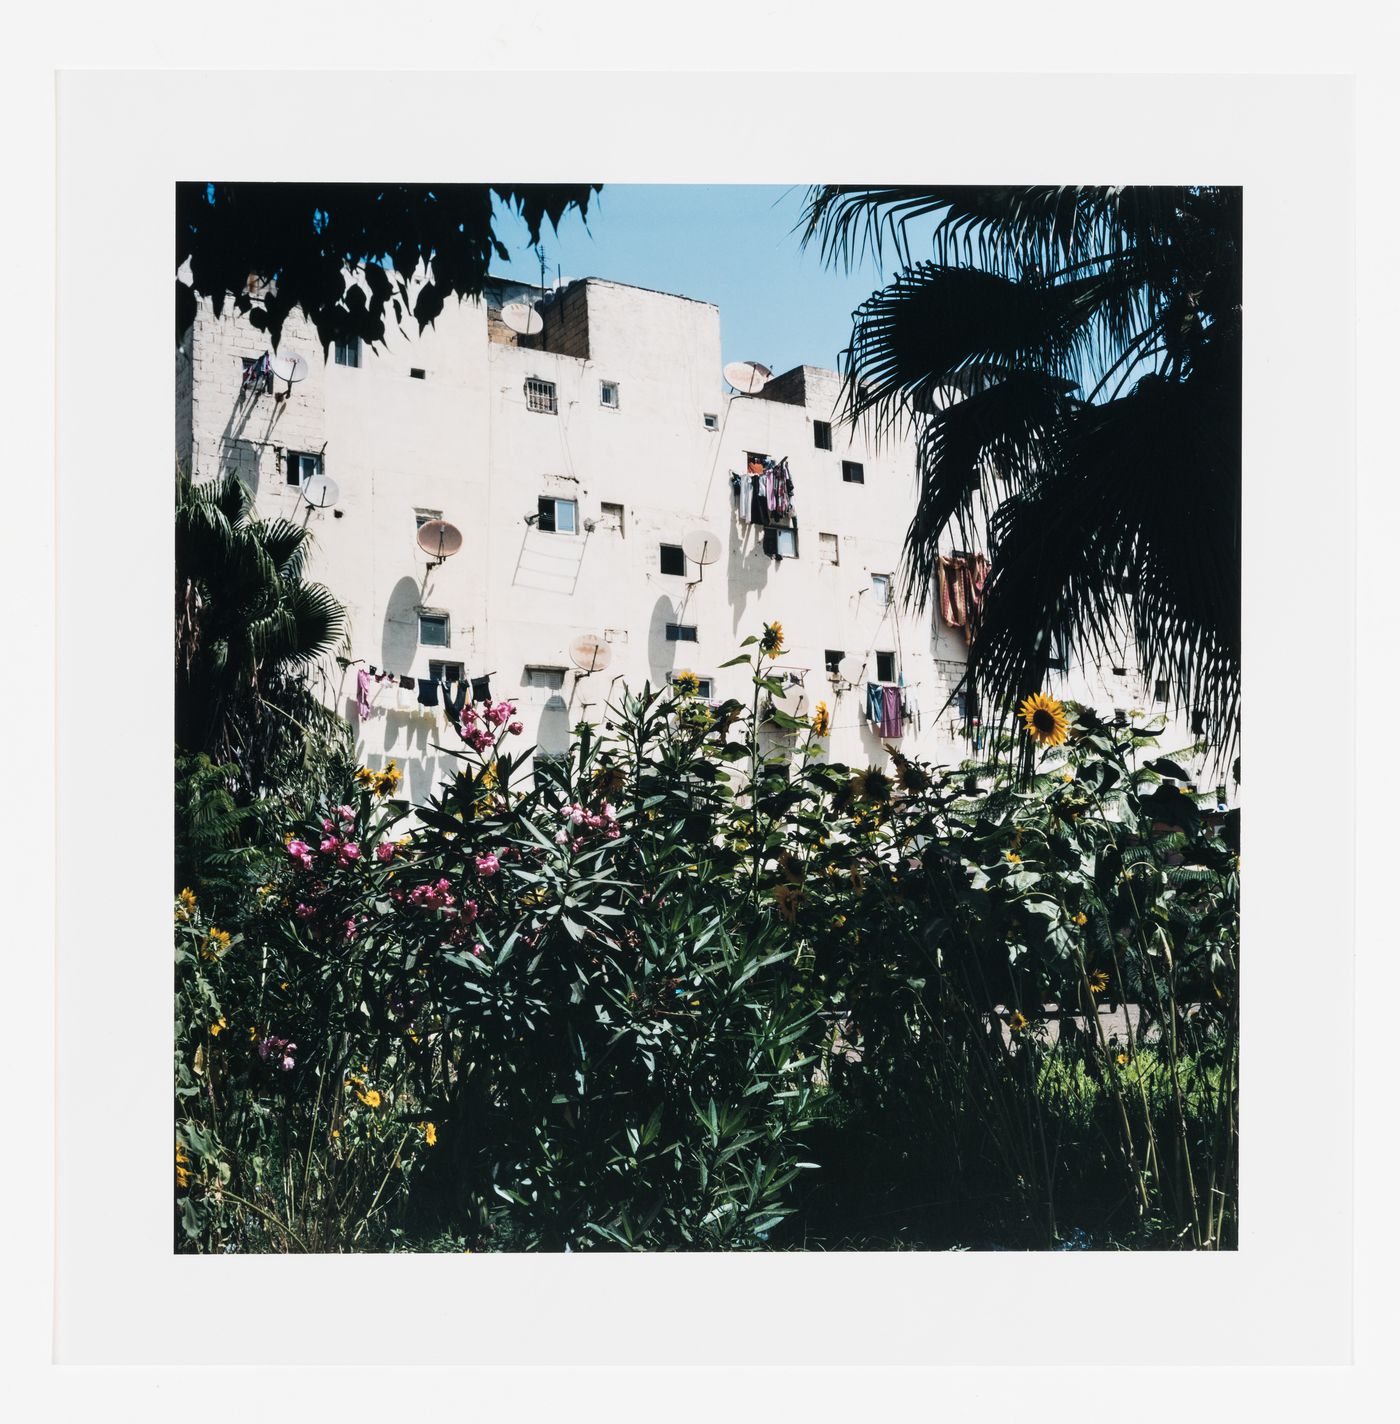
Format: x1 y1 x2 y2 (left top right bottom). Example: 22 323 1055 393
659 543 686 576
240 356 272 395
824 649 845 676
703 413 719 431
819 533 839 565
428 660 465 685
524 666 567 690
842 460 865 484
537 496 577 533
334 339 361 368
875 650 896 683
525 377 558 414
774 527 798 559
600 380 620 409
415 508 443 529
286 450 320 487
418 613 450 647
410 367 426 380
871 573 892 605
1191 708 1207 735
600 502 625 534
666 623 698 643
1154 679 1170 702
1111 664 1128 677
814 420 833 451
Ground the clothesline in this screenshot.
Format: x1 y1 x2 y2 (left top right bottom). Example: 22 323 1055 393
354 663 497 721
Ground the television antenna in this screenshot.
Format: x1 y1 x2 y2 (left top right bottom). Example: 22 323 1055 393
723 360 772 395
416 518 463 567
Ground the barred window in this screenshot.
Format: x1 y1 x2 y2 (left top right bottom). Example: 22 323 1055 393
525 377 558 414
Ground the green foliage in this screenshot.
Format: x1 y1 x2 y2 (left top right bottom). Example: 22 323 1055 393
175 638 1238 1253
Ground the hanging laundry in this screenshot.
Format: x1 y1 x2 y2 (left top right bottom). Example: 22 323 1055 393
470 675 492 703
443 678 467 720
937 553 992 643
417 678 440 708
881 684 904 739
866 682 885 729
355 668 373 720
398 674 415 690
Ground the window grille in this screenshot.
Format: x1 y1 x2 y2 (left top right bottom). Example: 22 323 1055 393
525 378 558 414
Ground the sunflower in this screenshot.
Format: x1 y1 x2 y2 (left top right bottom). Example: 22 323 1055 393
1087 969 1110 994
373 760 402 796
1116 1051 1129 1066
851 766 893 805
672 670 700 697
174 887 197 922
811 700 831 737
594 763 627 798
1018 692 1070 748
760 621 786 656
771 882 804 923
890 751 931 793
1073 911 1088 926
1008 1010 1030 1033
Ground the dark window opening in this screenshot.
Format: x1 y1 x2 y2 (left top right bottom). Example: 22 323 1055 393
842 460 865 484
813 420 832 451
825 649 845 676
286 450 320 487
1154 679 1169 702
429 660 465 685
410 367 425 379
659 543 686 576
537 496 577 534
334 339 361 368
875 650 896 683
418 614 449 647
241 356 272 394
1191 708 1207 735
1111 664 1128 677
666 623 698 643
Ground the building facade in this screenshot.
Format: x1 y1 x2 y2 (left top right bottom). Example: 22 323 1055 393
177 273 1200 803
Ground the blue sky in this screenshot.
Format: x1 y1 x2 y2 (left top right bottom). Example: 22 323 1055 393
488 185 901 380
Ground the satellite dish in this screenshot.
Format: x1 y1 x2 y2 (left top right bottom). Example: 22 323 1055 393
269 349 309 384
773 683 807 717
723 360 772 395
682 528 722 567
301 475 339 509
416 519 463 562
500 302 543 336
569 633 612 674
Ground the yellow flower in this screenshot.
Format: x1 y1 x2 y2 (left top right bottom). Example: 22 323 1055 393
421 1121 437 1146
175 887 197 922
1061 772 1074 782
358 1088 382 1109
1018 692 1070 748
374 761 402 797
672 670 700 698
355 766 376 788
1008 1011 1029 1033
175 1140 191 1191
1005 850 1021 864
1116 1052 1129 1066
811 700 831 737
209 1017 227 1037
1073 911 1088 926
1087 969 1110 994
200 927 232 962
760 621 786 656
771 882 804 923
851 766 892 805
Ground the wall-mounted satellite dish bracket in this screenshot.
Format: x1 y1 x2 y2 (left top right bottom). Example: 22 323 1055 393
682 527 722 586
416 518 463 569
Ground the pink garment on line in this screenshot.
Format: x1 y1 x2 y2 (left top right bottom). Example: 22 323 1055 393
881 684 904 739
356 668 373 720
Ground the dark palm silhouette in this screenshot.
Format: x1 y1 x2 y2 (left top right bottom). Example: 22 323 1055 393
802 186 1241 755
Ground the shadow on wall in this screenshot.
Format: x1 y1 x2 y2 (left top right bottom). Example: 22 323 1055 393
726 499 773 639
646 594 679 689
382 575 422 674
536 693 572 761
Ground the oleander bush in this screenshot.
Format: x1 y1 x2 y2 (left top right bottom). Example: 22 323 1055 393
175 628 1238 1252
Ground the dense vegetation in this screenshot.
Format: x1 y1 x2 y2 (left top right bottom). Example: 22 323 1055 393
175 625 1238 1253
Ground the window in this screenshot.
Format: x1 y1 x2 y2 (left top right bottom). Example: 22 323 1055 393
819 533 839 565
600 502 625 534
703 412 718 431
842 460 865 484
410 367 426 380
600 380 619 409
1154 679 1170 702
813 420 833 451
825 649 845 676
875 650 896 683
418 613 449 647
428 660 465 685
774 527 798 559
670 673 714 699
524 666 567 690
1047 629 1069 673
659 543 687 576
746 450 767 471
285 450 320 486
240 356 272 394
1111 664 1128 677
871 573 892 605
415 508 443 529
525 377 558 414
666 623 698 643
334 339 361 368
537 496 577 533
1191 708 1208 735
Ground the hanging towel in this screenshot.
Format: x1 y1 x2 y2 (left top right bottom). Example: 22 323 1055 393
443 678 467 720
355 668 373 720
470 675 492 703
866 682 885 729
417 678 440 708
881 684 904 739
398 674 415 690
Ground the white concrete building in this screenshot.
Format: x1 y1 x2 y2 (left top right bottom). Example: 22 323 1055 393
177 273 1203 803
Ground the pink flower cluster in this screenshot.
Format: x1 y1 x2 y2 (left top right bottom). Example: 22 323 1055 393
455 699 523 753
554 801 620 851
408 878 456 910
287 832 360 869
257 1034 297 1072
475 852 500 877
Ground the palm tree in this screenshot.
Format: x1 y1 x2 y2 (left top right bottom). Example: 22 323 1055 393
176 468 348 789
800 186 1241 758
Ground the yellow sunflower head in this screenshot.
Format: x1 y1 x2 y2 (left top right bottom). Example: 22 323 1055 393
1008 1010 1030 1033
1018 692 1070 748
811 700 831 738
851 766 893 805
760 621 786 656
1087 969 1110 995
672 670 700 698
